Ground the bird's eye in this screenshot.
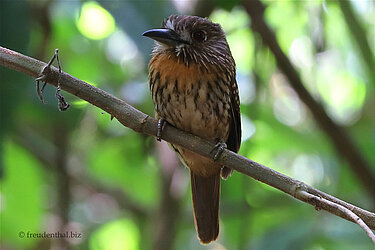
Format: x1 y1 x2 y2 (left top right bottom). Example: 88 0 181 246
192 30 206 42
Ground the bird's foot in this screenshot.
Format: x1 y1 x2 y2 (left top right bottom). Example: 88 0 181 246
211 140 227 161
157 118 167 141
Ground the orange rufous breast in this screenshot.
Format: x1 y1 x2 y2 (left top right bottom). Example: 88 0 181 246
149 53 232 176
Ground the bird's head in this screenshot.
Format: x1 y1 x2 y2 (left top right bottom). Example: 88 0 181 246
143 15 234 70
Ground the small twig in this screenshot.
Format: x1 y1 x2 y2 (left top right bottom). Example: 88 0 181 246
35 49 70 111
53 49 70 111
298 190 375 244
35 80 47 103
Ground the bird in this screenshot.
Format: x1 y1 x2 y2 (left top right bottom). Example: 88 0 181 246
143 15 241 244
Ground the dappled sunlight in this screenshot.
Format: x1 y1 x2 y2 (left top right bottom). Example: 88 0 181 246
90 219 139 250
106 30 139 64
227 29 254 74
241 114 256 142
270 74 307 127
289 36 314 70
210 8 253 74
265 1 309 51
76 1 115 40
237 73 256 105
316 50 366 125
273 94 305 127
210 7 250 33
106 30 146 78
292 154 324 186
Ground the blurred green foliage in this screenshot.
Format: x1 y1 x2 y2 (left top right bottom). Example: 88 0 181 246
0 0 374 249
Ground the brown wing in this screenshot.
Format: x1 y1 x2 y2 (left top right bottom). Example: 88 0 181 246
226 78 241 153
222 78 241 179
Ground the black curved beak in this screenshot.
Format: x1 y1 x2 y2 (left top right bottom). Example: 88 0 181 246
142 28 188 46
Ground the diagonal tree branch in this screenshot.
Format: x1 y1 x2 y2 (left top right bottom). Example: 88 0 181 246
242 0 375 198
337 0 375 85
0 46 374 243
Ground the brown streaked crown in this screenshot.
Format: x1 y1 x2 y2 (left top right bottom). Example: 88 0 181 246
153 15 235 72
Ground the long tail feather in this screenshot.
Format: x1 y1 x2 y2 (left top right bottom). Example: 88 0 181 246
190 172 220 244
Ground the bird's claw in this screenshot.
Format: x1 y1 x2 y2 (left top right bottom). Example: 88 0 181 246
157 118 166 141
211 141 227 161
